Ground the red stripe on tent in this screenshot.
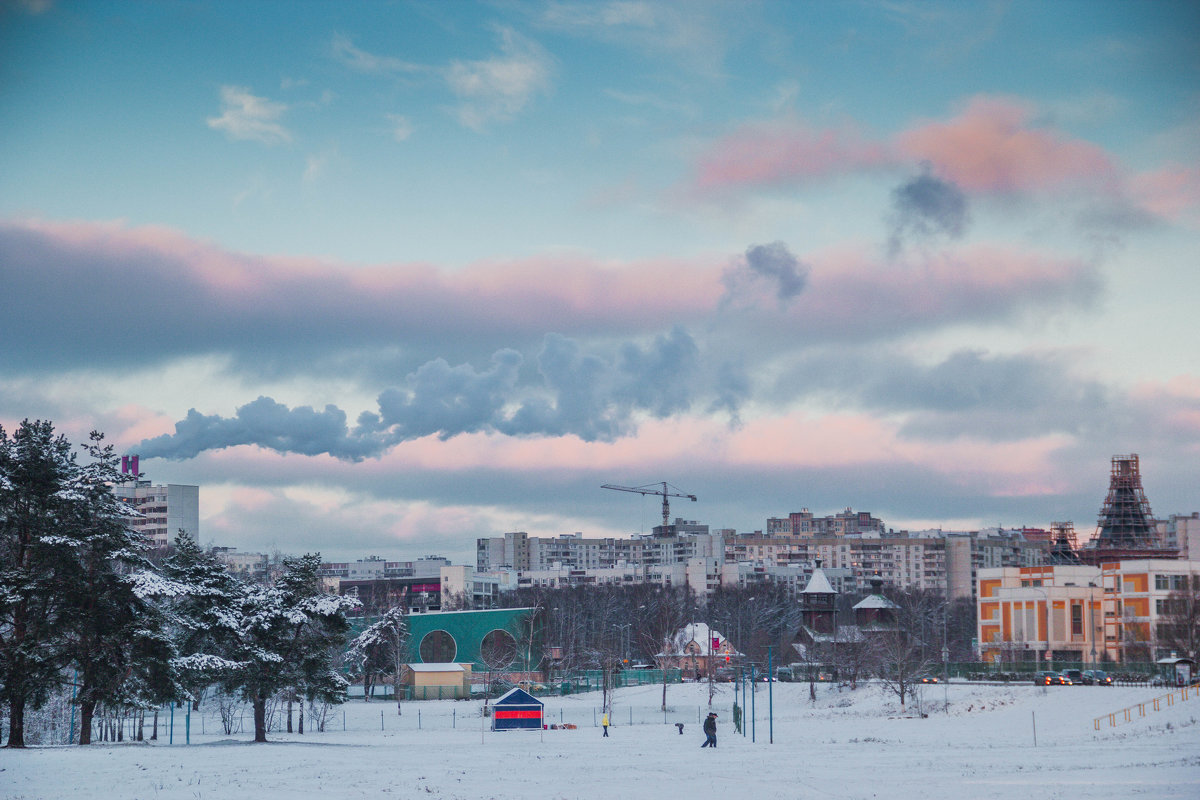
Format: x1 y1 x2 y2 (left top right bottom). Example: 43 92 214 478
494 709 543 719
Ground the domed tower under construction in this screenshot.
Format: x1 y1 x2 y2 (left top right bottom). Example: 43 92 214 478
1079 454 1176 564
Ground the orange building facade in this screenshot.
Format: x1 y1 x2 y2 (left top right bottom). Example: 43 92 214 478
977 560 1198 665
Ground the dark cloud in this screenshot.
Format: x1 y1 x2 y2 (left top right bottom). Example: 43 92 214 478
708 360 751 425
374 350 523 440
0 221 678 376
139 329 716 460
138 398 381 461
721 241 810 308
769 346 1111 441
887 166 969 257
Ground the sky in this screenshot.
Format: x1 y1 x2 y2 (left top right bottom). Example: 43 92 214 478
2 0 1199 565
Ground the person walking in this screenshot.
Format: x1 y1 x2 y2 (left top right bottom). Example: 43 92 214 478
602 712 609 737
701 712 717 748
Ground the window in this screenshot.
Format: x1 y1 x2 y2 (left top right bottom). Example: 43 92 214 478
419 630 457 663
1156 574 1169 590
480 630 518 670
1071 604 1083 636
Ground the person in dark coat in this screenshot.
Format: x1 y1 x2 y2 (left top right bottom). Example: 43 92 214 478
701 712 717 748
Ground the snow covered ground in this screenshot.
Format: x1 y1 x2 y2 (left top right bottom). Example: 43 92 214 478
3 680 1198 799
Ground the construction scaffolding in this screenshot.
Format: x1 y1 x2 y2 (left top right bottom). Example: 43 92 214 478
1047 521 1080 565
1079 454 1176 564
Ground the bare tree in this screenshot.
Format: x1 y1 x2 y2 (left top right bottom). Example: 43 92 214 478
1157 575 1199 661
635 585 694 711
871 630 933 709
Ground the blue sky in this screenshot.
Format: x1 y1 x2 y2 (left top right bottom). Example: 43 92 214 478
2 0 1198 564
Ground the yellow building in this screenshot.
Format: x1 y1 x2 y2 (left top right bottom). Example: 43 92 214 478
403 663 472 699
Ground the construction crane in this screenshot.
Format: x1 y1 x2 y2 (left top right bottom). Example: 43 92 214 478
601 481 696 532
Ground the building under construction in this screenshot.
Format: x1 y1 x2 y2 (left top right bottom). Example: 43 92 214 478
1078 454 1177 564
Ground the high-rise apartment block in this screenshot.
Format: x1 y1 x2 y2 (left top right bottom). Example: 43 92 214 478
113 455 199 549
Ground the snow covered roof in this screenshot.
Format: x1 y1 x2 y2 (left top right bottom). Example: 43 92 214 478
656 622 739 657
853 594 899 610
801 569 835 594
796 625 865 644
494 687 542 706
409 663 466 673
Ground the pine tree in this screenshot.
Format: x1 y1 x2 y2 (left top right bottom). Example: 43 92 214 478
161 532 245 701
59 432 180 744
220 553 358 742
347 606 409 709
0 420 87 747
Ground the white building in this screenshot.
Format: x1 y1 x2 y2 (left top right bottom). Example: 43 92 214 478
113 458 199 549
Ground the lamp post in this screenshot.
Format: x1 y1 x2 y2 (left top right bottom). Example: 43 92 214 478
1088 582 1098 667
941 599 950 710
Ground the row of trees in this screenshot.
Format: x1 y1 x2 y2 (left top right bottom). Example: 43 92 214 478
0 420 358 746
468 578 978 710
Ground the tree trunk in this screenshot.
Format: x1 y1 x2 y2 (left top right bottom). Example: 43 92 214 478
151 709 158 740
287 693 293 733
253 694 268 742
79 699 96 745
5 696 26 747
298 700 304 735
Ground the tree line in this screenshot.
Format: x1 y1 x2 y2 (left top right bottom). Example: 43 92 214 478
0 420 357 746
447 575 980 709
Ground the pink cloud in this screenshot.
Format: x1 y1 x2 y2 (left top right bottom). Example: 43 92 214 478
3 218 726 356
686 96 1123 199
762 243 1099 339
691 120 892 194
897 96 1118 194
194 413 1070 499
1129 164 1200 224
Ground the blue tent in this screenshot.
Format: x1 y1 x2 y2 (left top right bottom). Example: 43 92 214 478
491 687 543 731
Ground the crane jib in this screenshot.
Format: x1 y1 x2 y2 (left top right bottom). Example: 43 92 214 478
600 481 697 531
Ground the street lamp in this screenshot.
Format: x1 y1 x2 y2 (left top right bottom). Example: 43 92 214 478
941 599 950 710
1088 583 1098 667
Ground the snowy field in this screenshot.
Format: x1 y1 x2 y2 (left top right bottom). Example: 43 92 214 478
3 680 1198 800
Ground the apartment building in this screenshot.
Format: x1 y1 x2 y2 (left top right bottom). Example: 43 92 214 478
765 508 886 537
113 457 199 549
476 523 721 573
725 528 1046 600
1159 513 1200 559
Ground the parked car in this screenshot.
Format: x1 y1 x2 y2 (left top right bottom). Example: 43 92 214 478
1060 669 1083 684
1035 670 1067 685
919 675 940 684
1081 669 1112 686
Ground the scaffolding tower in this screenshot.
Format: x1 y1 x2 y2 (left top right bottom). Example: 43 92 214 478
1079 454 1176 564
1047 521 1080 565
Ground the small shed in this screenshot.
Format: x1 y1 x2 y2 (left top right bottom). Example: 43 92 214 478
491 687 544 731
404 663 471 700
1156 655 1196 686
